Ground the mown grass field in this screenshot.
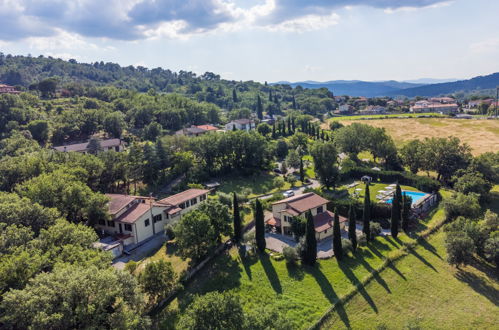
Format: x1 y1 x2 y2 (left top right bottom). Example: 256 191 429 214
319 230 499 329
335 118 499 155
330 112 444 121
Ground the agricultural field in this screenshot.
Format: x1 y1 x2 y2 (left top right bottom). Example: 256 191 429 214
319 230 499 329
334 118 499 155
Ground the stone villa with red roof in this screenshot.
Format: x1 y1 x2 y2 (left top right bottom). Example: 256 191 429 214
96 189 209 247
266 192 346 241
175 124 219 136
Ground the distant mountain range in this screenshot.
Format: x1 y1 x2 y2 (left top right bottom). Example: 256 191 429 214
273 73 499 97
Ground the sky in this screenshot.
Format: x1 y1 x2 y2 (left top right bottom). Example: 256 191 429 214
1 0 499 82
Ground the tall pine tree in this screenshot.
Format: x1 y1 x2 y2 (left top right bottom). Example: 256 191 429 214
299 158 305 183
348 204 357 252
233 193 242 243
333 209 343 260
401 193 412 233
254 199 266 252
232 88 238 103
363 183 371 241
256 94 263 120
391 183 402 238
302 211 317 265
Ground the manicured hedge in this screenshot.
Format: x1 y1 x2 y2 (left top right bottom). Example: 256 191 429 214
340 167 440 193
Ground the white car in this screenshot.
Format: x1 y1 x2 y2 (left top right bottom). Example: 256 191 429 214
283 190 295 198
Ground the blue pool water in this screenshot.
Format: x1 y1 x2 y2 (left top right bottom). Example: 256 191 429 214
386 191 427 205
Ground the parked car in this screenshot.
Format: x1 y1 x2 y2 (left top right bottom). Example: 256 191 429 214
283 190 294 198
273 168 282 174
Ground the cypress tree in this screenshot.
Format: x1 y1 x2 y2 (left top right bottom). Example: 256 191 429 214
348 204 357 252
272 123 276 139
333 209 343 260
401 193 412 232
256 94 263 120
232 88 238 103
282 120 286 136
292 95 297 109
391 183 402 238
268 89 272 101
363 183 371 241
287 117 292 134
254 199 266 252
299 158 305 183
233 193 242 243
292 117 296 131
303 211 317 265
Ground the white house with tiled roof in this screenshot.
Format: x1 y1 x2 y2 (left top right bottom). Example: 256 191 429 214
266 192 347 240
96 189 209 247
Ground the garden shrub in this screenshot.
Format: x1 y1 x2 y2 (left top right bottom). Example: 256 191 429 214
124 261 137 274
370 222 382 237
165 224 175 240
358 233 367 246
283 246 298 264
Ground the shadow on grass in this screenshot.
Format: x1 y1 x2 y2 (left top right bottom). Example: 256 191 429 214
409 247 438 272
387 262 407 281
306 263 350 328
259 253 282 294
338 258 378 313
286 262 305 281
238 246 258 280
383 236 401 249
418 238 443 260
355 250 391 294
455 269 499 306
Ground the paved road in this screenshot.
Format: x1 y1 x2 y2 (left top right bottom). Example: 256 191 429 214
112 234 166 270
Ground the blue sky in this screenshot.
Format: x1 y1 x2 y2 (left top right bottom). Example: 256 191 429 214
1 0 498 82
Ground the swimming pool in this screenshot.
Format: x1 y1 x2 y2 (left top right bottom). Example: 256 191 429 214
386 191 427 205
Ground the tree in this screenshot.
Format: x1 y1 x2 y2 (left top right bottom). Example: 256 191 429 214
390 183 402 238
275 139 288 158
399 140 424 174
0 266 150 329
175 210 217 261
333 209 343 260
443 192 481 221
310 141 339 189
286 149 301 168
299 157 305 183
233 193 242 243
257 123 271 136
103 111 126 138
289 216 307 239
232 88 238 103
87 137 102 155
37 77 57 98
453 171 492 202
198 199 232 242
138 260 177 305
363 183 371 241
401 193 412 232
348 204 357 252
256 94 263 120
445 232 475 268
27 120 49 145
280 160 288 174
254 199 266 252
302 210 317 265
177 292 245 330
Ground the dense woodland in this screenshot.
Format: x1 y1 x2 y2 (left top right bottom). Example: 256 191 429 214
0 55 498 328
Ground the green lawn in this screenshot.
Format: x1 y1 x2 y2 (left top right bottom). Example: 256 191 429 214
318 230 499 329
217 172 305 198
136 241 190 275
156 233 413 329
347 182 421 203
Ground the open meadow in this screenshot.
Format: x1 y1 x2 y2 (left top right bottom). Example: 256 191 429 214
334 118 499 155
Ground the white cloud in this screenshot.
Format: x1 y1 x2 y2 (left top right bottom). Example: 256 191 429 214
265 12 339 32
469 38 499 54
26 29 98 50
384 1 453 14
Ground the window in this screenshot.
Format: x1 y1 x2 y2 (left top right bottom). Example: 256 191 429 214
190 198 197 205
179 202 185 209
115 146 119 152
317 206 324 214
185 200 190 207
153 214 162 223
98 219 105 226
200 194 206 201
145 219 150 227
124 224 132 231
107 220 115 227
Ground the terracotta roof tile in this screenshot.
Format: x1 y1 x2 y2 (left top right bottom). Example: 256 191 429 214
157 189 209 206
114 202 150 224
313 211 347 233
272 193 329 213
106 194 136 215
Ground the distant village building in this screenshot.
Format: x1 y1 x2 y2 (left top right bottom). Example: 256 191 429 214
266 193 347 241
53 138 125 154
360 105 386 115
410 100 458 114
0 84 20 94
96 189 210 252
225 119 256 131
337 104 355 113
429 97 455 104
175 124 218 136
